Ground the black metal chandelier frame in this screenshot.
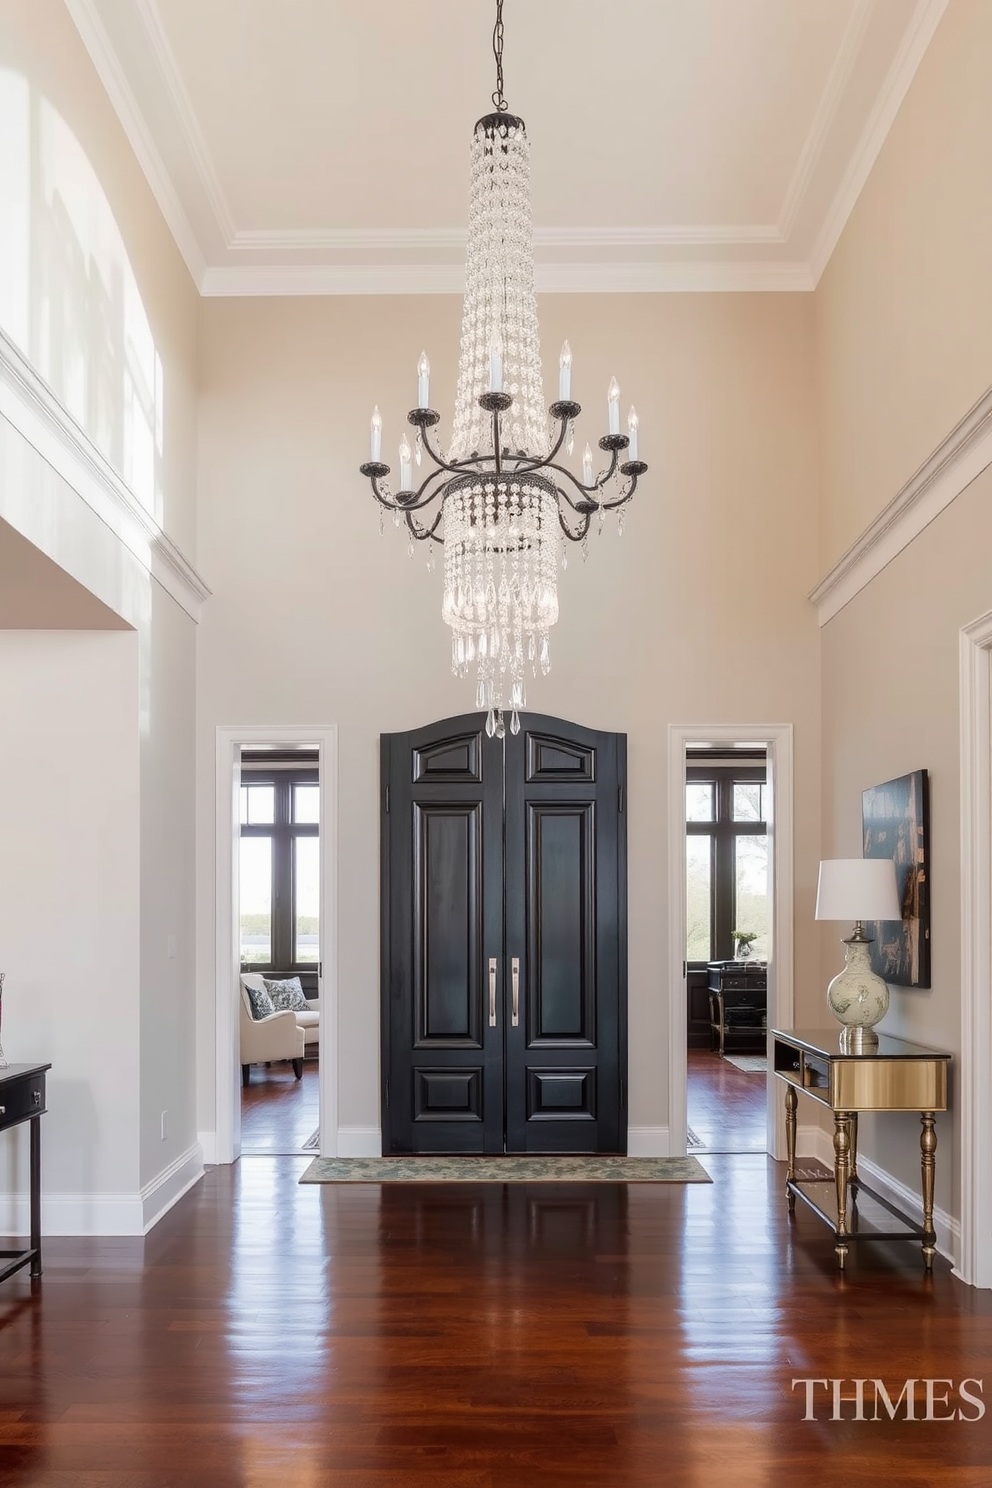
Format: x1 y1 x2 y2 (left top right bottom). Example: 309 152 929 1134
359 389 648 549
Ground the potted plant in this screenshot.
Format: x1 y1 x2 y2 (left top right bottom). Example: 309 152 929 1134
732 931 757 961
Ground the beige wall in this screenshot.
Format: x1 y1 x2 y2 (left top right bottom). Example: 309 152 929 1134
815 0 992 572
820 463 992 1218
813 0 992 1232
195 291 822 1145
0 0 200 555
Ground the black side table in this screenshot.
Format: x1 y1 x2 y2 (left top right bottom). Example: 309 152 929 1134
0 1063 51 1282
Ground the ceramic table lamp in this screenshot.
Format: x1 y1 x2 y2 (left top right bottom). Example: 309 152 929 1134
815 857 901 1052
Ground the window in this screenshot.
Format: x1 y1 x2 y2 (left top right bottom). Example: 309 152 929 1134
240 762 320 984
686 762 768 964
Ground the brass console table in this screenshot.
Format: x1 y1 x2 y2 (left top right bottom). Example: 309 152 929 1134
771 1029 950 1270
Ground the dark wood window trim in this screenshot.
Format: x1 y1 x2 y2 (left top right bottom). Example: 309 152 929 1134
686 763 767 968
240 764 319 995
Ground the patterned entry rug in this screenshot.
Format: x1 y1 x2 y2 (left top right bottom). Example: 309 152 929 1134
722 1054 767 1073
686 1126 705 1150
300 1155 711 1184
301 1129 320 1151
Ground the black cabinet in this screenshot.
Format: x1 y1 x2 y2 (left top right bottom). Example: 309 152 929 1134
707 963 766 1055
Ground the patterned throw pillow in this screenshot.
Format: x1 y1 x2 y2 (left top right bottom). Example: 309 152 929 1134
264 976 308 1012
243 979 275 1020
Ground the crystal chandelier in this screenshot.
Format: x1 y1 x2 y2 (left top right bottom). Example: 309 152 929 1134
360 0 647 739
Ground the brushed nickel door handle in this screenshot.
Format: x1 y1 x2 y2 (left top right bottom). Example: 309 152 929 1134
511 957 520 1027
489 958 497 1027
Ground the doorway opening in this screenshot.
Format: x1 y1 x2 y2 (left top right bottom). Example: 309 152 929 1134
667 724 795 1162
239 748 321 1155
684 748 768 1153
214 725 338 1165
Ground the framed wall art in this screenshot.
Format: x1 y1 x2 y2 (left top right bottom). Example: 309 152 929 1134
861 768 931 988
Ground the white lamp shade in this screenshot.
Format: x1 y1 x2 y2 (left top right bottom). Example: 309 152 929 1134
815 857 900 922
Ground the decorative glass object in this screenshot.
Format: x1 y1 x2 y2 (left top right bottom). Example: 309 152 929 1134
359 0 648 736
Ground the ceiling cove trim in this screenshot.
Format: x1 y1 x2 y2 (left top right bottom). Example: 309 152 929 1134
0 330 211 622
62 0 206 288
777 0 876 242
227 224 787 253
201 260 815 297
809 0 949 283
810 381 992 625
133 0 237 244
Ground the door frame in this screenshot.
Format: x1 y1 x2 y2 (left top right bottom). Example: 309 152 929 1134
667 723 795 1159
214 724 339 1163
958 611 992 1287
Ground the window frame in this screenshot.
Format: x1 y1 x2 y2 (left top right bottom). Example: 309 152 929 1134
239 764 320 992
686 763 767 967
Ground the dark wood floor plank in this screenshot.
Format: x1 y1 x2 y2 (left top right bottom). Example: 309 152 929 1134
2 1149 992 1485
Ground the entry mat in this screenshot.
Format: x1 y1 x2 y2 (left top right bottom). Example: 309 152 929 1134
300 1154 712 1184
722 1054 768 1073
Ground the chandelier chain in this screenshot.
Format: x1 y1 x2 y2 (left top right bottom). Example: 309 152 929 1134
492 0 507 111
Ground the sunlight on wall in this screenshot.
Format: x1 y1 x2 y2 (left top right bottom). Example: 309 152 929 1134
0 68 164 523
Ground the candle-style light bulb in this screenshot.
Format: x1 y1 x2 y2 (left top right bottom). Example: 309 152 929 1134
558 340 572 401
608 376 621 435
399 435 413 490
370 406 382 462
489 335 504 394
417 351 430 409
627 405 639 461
582 442 594 486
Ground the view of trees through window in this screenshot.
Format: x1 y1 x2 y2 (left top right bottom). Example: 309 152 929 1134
686 762 768 963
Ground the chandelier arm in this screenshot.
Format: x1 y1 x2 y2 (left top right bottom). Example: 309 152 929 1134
510 400 581 475
365 467 446 513
418 422 486 477
599 462 648 510
405 509 444 542
557 506 592 543
534 451 619 507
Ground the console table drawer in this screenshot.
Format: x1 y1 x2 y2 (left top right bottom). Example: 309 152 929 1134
0 1070 46 1130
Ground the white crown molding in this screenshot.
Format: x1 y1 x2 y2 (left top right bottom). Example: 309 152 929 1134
809 0 949 283
62 0 206 288
202 259 814 297
66 0 946 297
133 0 237 244
810 381 992 624
777 0 876 240
228 223 786 254
0 329 210 621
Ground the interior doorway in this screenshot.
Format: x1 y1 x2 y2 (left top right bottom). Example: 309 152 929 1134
684 748 769 1154
667 724 795 1162
214 725 338 1165
238 747 322 1155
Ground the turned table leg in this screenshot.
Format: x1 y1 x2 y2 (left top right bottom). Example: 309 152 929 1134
921 1112 938 1269
833 1112 852 1269
785 1083 797 1212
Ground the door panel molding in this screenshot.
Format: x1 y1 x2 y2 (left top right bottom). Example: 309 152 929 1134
382 714 627 1156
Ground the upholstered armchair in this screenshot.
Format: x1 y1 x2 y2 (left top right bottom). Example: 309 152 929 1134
239 979 305 1087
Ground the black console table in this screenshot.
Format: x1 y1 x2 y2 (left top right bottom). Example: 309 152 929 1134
0 1063 50 1282
707 962 767 1055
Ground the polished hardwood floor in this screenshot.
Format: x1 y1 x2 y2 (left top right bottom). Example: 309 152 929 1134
241 1057 320 1154
686 1048 768 1153
2 1102 992 1482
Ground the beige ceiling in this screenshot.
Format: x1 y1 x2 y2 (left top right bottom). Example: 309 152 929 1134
64 0 947 293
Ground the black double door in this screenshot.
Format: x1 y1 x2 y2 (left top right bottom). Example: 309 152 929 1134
380 713 627 1155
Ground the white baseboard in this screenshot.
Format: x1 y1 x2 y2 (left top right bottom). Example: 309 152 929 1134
0 1144 204 1238
197 1130 218 1166
337 1126 381 1158
627 1126 671 1157
802 1125 958 1265
0 1189 144 1235
141 1143 205 1233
